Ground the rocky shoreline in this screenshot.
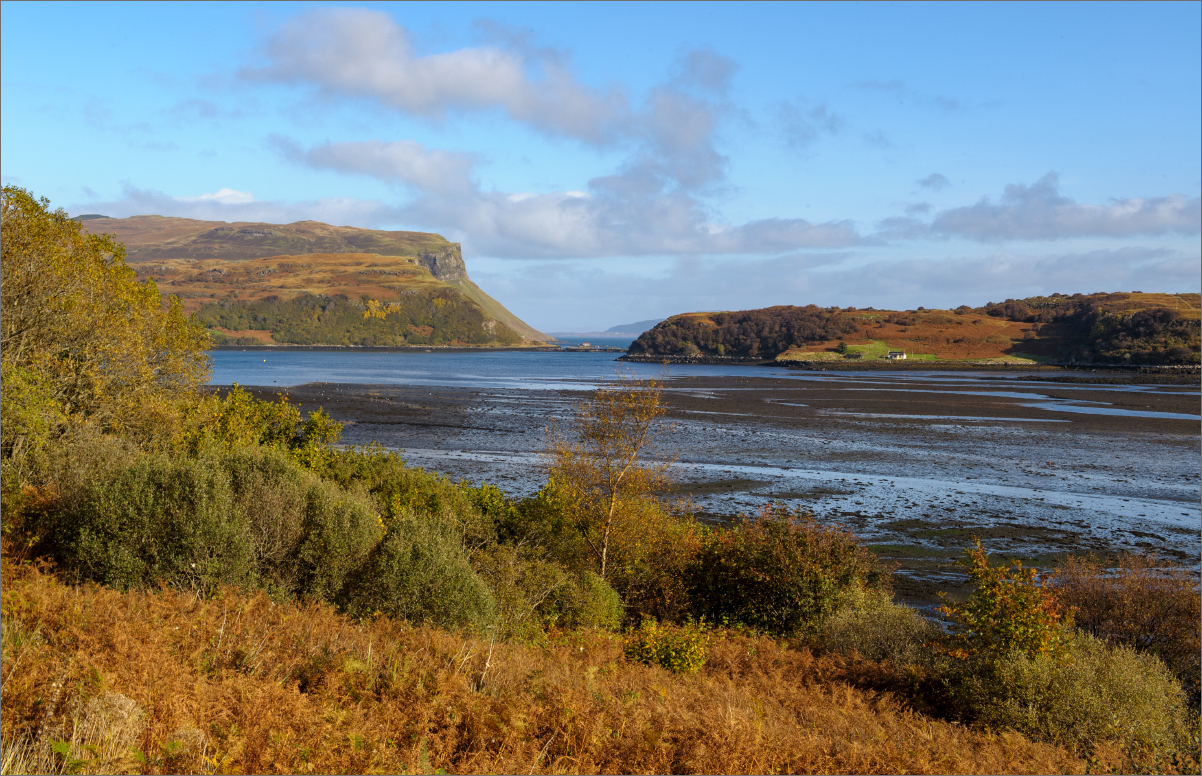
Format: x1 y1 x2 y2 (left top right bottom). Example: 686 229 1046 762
620 352 1200 375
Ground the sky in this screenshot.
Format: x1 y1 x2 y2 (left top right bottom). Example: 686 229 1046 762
2 1 1199 332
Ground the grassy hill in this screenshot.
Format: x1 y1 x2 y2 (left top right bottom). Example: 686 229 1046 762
77 216 550 346
628 292 1201 365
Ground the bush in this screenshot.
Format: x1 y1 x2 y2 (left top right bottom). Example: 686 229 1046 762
48 447 382 600
949 632 1192 755
542 571 625 631
623 618 710 674
472 543 568 639
819 588 942 670
338 514 495 630
1055 552 1200 705
938 538 1070 662
53 454 255 595
687 505 888 637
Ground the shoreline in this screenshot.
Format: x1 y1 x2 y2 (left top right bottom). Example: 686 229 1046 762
212 344 563 353
243 376 1199 613
619 352 1200 374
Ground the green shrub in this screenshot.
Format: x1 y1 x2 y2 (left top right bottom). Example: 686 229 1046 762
623 618 710 674
338 514 496 630
55 454 255 595
48 447 382 601
472 543 568 639
949 632 1191 754
819 588 942 670
291 477 382 602
1056 552 1200 706
542 571 625 631
687 505 887 637
939 538 1071 662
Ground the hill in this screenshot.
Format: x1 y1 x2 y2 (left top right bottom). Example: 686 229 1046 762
627 292 1201 366
607 318 665 335
76 216 550 346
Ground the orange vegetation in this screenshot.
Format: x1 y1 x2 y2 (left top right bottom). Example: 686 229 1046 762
132 253 446 316
79 216 451 264
1 563 1141 776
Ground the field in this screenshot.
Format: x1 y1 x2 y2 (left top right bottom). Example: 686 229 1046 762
0 563 1157 776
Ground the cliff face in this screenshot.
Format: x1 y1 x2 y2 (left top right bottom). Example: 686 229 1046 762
77 215 551 344
418 246 467 281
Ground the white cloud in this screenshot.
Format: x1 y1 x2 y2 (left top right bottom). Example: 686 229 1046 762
242 8 630 146
878 173 1201 241
271 136 477 196
930 173 1201 240
70 183 401 227
281 138 863 258
180 187 257 204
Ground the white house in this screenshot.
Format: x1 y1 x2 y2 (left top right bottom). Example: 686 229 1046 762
886 351 907 360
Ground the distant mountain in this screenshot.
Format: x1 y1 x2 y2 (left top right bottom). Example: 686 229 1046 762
77 215 551 346
627 293 1201 365
605 319 665 335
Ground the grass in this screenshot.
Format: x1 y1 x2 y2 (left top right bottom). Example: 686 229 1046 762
1 561 1148 775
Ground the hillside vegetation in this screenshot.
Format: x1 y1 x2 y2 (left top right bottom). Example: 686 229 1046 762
4 189 1198 774
628 292 1201 365
77 216 549 345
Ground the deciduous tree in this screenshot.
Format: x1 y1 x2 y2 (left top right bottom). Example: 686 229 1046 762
546 373 670 580
1 187 210 453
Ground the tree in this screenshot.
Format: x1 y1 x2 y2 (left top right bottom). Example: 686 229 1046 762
546 372 671 580
1 187 210 454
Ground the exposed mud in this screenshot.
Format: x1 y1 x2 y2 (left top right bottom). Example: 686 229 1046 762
242 371 1201 613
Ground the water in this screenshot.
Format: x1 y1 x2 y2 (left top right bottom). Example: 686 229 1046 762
211 348 790 391
209 350 1199 422
209 349 1200 605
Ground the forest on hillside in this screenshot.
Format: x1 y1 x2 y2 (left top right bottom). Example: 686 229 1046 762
197 291 522 347
629 305 861 358
630 293 1201 364
973 293 1200 364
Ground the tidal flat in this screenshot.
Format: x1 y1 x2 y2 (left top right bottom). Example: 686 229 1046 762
241 371 1200 611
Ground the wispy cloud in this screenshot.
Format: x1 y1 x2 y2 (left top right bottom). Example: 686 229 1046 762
69 184 400 227
851 79 963 111
880 173 1201 241
277 137 863 257
486 246 1201 330
778 100 843 148
918 172 949 190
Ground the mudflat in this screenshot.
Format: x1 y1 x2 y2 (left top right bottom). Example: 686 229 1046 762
247 371 1201 611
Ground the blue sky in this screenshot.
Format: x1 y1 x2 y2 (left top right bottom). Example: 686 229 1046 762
3 1 1199 331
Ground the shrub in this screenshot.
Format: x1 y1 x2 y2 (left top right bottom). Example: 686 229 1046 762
542 571 625 631
938 538 1071 662
53 454 255 595
47 447 382 601
950 632 1192 755
1055 552 1200 705
338 514 496 630
819 587 943 670
623 618 710 674
687 504 888 637
471 543 568 639
290 477 382 602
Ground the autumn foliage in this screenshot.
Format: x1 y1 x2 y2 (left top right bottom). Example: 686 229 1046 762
938 538 1072 662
